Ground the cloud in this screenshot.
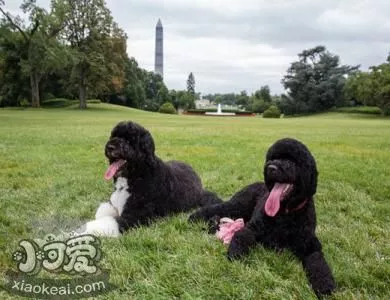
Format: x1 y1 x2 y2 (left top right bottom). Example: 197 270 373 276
4 0 390 94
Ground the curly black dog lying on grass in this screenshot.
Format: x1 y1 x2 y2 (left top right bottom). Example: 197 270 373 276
189 138 336 297
78 121 222 237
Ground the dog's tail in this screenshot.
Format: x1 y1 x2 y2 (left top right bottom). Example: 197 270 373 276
200 190 223 206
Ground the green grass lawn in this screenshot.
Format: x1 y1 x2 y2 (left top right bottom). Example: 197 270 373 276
0 104 389 299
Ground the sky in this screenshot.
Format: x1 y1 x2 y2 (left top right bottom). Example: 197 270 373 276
3 0 390 95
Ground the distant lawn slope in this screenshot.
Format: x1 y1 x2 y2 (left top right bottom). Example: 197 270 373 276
332 106 382 115
0 104 389 299
41 98 102 108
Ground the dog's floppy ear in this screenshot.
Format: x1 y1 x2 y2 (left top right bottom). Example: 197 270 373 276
304 158 318 196
297 144 318 197
138 129 155 159
293 141 318 197
122 121 155 159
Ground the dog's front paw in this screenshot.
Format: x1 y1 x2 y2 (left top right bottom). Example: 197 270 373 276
303 251 336 298
188 211 205 223
227 239 247 260
227 228 256 260
75 217 121 237
95 202 118 219
207 215 221 234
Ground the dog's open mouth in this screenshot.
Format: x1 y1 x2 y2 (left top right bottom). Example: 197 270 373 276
264 183 293 217
104 159 127 180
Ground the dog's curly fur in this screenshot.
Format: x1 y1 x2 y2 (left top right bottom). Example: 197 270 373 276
189 138 336 297
104 121 222 233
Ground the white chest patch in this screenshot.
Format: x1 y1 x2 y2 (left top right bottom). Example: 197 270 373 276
109 177 130 216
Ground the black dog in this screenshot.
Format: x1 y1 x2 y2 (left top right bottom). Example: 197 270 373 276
79 121 221 237
189 138 336 297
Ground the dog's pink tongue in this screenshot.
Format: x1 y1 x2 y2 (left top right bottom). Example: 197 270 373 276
265 183 289 217
104 160 126 180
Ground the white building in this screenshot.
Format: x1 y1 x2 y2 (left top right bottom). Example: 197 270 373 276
195 99 211 109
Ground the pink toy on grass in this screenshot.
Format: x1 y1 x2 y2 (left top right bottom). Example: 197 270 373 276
215 217 245 245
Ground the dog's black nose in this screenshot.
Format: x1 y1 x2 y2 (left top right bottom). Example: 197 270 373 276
267 164 278 172
106 144 116 151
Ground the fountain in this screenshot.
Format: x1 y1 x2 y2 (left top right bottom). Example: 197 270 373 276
205 103 236 116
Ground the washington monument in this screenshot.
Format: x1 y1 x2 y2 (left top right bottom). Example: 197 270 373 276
154 19 163 79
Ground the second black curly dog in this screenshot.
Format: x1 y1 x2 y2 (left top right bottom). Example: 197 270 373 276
189 138 336 297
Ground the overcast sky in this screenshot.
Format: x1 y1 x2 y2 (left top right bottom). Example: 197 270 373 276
4 0 390 95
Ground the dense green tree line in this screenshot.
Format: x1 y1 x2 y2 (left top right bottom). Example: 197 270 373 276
0 0 178 111
1 2 388 115
204 46 389 116
343 55 390 115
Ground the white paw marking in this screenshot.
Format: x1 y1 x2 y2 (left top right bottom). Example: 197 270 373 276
109 177 130 216
95 202 118 219
78 216 120 237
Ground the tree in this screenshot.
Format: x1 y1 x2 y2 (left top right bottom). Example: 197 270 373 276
173 90 194 110
281 46 358 114
215 95 222 104
254 85 272 103
252 99 270 113
251 85 273 112
187 72 195 98
344 72 371 105
344 57 390 115
0 0 66 107
0 22 29 106
236 90 249 108
57 0 126 109
123 57 146 108
122 58 170 111
370 63 390 114
204 93 236 105
0 1 169 111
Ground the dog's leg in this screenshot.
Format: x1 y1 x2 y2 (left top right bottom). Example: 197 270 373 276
303 251 336 297
189 183 263 226
226 209 266 260
115 204 157 233
77 206 154 236
189 201 254 234
189 201 245 223
292 235 336 297
95 202 118 219
226 194 269 260
200 190 223 206
227 226 258 260
76 216 120 237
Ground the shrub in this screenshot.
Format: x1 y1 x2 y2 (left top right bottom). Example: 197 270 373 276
235 111 255 116
87 99 101 104
263 105 281 118
43 93 55 100
144 99 160 112
159 102 177 114
42 98 74 108
186 108 252 113
252 99 270 113
383 104 390 116
333 106 381 115
19 98 30 108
